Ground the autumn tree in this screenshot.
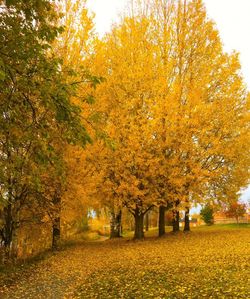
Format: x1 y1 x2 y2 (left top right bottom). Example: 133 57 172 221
0 0 91 259
89 14 165 239
84 0 250 241
141 0 250 234
37 0 103 248
225 201 247 224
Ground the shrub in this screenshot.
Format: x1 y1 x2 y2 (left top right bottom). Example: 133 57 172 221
200 204 214 225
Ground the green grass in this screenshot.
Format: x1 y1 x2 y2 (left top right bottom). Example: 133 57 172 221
123 223 250 238
196 223 250 230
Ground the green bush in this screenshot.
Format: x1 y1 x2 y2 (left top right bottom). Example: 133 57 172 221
200 204 214 225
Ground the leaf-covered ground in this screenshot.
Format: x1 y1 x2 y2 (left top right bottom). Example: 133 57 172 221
0 225 249 299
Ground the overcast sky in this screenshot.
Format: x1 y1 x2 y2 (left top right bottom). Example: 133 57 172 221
87 0 250 89
86 0 250 203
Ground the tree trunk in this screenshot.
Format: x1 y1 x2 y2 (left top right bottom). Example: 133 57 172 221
134 208 144 240
172 210 180 232
158 205 166 236
184 207 190 232
110 210 122 238
2 203 20 262
145 212 149 231
2 204 13 261
52 217 60 250
52 191 61 250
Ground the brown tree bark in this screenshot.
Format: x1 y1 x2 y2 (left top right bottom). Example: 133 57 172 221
158 205 166 236
145 212 149 231
2 204 13 260
184 207 190 232
2 203 20 262
52 191 61 250
134 207 144 240
110 210 122 238
52 217 60 250
172 210 180 232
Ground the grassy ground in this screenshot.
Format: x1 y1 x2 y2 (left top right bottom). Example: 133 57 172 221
0 224 249 298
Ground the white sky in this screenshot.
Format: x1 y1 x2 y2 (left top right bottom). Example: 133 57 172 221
87 0 250 89
87 0 250 204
